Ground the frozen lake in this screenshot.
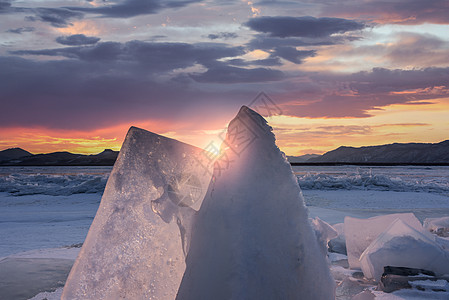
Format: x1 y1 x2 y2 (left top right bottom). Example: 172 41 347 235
0 165 448 299
1 165 448 258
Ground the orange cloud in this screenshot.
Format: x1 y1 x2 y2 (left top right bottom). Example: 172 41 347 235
55 20 102 36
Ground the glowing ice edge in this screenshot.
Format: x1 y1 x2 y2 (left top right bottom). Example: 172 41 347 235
62 106 335 299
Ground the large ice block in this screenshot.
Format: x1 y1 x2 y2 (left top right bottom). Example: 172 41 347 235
62 127 213 299
176 106 335 299
360 219 449 282
345 213 423 269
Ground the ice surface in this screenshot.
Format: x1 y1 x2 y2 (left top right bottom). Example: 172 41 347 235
176 106 335 299
0 192 100 258
424 216 449 237
360 219 449 282
62 127 213 300
345 213 423 269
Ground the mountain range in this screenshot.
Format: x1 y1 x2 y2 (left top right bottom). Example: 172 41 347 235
0 148 118 166
307 140 449 164
1 140 448 166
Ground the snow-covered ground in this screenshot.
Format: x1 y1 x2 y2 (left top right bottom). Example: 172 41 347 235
0 165 448 299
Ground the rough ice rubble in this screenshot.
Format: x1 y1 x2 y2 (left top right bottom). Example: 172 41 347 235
296 170 449 194
424 216 449 237
176 106 335 299
63 107 335 299
0 172 108 196
344 213 423 269
360 219 449 282
62 127 213 300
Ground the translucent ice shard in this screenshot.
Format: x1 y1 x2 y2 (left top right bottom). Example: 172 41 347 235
360 219 449 282
344 213 423 269
62 127 213 300
310 217 338 255
176 106 335 300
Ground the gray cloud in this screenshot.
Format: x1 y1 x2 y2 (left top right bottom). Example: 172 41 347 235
343 67 449 94
0 1 11 12
0 54 277 131
271 47 315 64
319 0 449 25
189 64 285 83
26 7 84 27
281 67 449 118
207 32 238 40
56 34 101 45
226 57 282 67
6 26 34 34
245 16 365 38
66 0 204 18
247 34 361 51
11 41 246 72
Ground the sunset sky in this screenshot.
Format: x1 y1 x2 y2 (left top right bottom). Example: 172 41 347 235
1 0 448 155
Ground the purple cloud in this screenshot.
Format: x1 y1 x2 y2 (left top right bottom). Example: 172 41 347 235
245 16 366 38
319 0 449 24
56 34 100 45
65 0 204 18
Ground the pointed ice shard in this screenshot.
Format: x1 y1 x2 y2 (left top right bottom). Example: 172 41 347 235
62 127 213 300
176 106 335 300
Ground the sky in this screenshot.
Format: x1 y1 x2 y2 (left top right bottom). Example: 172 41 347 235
0 0 448 155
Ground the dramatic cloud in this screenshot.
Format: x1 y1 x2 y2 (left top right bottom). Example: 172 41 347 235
207 32 238 40
1 0 448 153
246 34 350 51
245 16 365 38
26 8 84 27
384 33 449 67
0 0 11 12
319 0 449 24
244 17 363 64
1 39 281 129
11 41 246 72
56 34 100 45
190 65 285 83
343 67 449 94
6 27 34 34
271 47 315 64
66 0 204 18
226 57 282 67
281 67 449 118
0 56 212 130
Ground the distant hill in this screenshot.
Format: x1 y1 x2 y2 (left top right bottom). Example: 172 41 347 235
308 140 449 164
287 154 320 163
0 149 119 166
1 140 448 166
0 148 32 162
